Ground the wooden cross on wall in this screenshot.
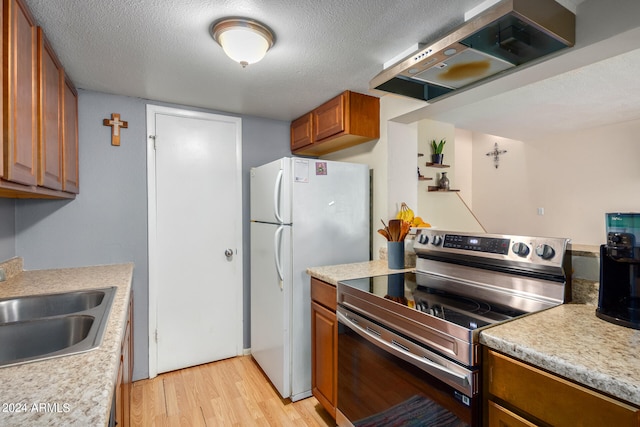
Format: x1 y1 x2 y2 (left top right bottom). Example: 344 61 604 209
103 113 128 146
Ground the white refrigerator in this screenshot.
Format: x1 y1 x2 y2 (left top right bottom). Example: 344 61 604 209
250 157 370 401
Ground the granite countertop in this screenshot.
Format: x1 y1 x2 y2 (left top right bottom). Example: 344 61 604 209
0 259 134 427
307 259 414 285
480 304 640 406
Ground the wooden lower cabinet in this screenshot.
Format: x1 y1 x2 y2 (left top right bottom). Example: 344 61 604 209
310 278 337 419
486 400 538 427
484 348 640 427
115 294 133 427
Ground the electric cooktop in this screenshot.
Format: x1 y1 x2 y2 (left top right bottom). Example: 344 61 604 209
339 272 527 331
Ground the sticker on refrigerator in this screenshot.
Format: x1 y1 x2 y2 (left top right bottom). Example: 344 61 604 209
316 162 327 175
294 159 309 183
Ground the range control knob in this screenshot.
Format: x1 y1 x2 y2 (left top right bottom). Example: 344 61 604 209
431 235 443 246
419 234 429 245
512 242 530 257
536 244 556 260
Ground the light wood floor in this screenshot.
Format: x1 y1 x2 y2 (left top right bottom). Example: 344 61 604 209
130 355 336 426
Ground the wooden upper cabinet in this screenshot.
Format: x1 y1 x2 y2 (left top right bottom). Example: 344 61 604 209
37 27 63 190
313 94 345 141
291 91 379 156
290 112 313 151
62 76 79 193
3 0 38 186
0 0 77 198
0 0 3 180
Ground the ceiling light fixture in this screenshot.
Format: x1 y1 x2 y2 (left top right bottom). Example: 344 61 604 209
210 18 275 68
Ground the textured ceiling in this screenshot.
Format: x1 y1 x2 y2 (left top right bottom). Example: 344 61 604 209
23 0 491 121
23 0 637 143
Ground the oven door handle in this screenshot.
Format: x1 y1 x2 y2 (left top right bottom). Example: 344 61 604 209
337 310 471 391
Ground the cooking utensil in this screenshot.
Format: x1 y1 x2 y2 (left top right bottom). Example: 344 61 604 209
377 229 391 241
388 219 402 242
380 218 412 241
399 220 411 241
380 219 391 239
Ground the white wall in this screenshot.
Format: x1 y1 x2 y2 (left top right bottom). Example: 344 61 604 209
454 128 473 208
388 120 419 218
471 118 640 245
415 119 484 232
324 94 425 258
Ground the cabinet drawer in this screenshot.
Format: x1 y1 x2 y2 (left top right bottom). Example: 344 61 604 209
487 400 537 427
310 278 336 311
486 349 640 426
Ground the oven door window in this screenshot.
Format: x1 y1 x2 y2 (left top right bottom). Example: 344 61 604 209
338 317 476 426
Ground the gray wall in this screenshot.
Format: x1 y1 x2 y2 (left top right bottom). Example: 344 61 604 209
0 199 16 261
241 117 293 349
15 89 290 380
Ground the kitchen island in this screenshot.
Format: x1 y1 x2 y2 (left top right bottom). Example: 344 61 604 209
0 258 133 426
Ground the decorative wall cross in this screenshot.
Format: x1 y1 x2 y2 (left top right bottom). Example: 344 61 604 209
103 113 128 146
486 143 507 169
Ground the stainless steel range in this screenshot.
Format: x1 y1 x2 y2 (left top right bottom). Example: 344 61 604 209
336 229 570 427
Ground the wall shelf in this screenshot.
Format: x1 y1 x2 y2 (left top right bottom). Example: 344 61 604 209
425 163 450 168
428 186 460 192
418 177 433 181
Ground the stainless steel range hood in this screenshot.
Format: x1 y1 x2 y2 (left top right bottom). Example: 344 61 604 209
370 0 575 102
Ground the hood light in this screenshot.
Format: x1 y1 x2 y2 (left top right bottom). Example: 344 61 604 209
211 18 275 68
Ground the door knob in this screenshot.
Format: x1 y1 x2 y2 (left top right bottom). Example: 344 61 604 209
224 249 233 258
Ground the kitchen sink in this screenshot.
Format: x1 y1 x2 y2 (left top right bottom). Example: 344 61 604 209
0 289 106 323
0 287 116 368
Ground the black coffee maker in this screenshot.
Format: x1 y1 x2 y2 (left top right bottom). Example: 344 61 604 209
596 213 640 329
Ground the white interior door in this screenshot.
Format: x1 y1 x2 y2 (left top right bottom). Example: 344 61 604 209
147 105 243 376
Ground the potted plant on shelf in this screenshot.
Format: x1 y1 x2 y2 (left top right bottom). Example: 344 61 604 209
431 139 446 164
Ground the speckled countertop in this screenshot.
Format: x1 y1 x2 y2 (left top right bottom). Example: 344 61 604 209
306 259 414 285
0 259 133 427
480 304 640 406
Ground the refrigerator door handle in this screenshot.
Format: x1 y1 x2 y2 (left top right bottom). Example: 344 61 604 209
274 169 284 224
274 225 285 290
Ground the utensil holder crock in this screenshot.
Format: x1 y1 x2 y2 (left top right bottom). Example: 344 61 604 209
387 241 405 269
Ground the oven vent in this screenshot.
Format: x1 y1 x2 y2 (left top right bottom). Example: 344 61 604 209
370 0 575 103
